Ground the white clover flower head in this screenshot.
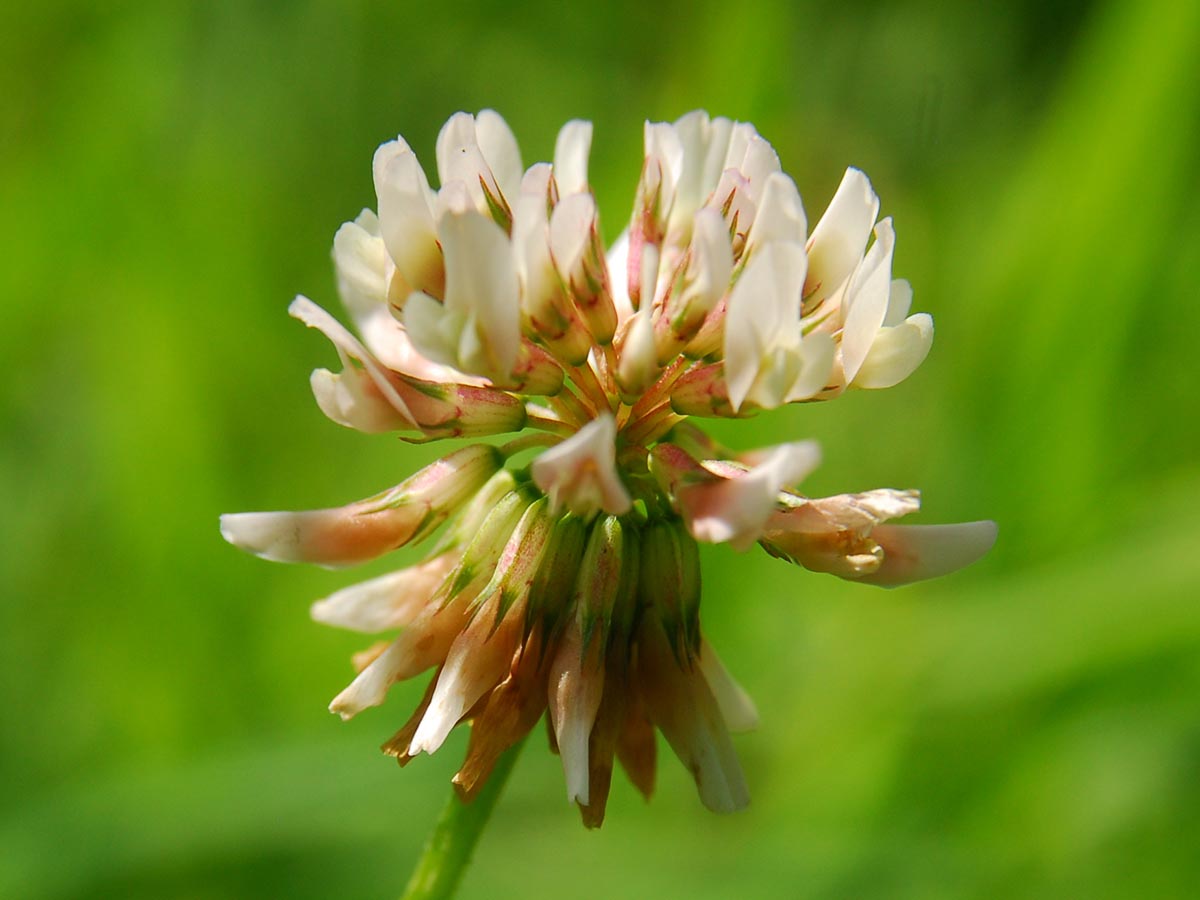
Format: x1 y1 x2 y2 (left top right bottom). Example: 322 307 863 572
222 109 995 827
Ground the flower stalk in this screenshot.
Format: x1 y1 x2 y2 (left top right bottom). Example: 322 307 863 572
400 735 527 900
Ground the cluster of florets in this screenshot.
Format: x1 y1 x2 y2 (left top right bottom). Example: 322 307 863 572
221 110 994 826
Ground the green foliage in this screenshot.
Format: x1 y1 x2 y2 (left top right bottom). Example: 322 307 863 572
2 0 1197 896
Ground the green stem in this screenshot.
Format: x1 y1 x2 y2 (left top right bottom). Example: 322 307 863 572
400 737 527 900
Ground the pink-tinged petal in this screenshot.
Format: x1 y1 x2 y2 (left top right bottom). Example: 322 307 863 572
637 618 750 813
532 414 631 518
857 521 998 587
852 312 934 389
407 600 523 755
840 218 896 383
768 488 921 535
549 192 617 344
553 119 593 197
218 506 427 569
548 616 605 805
676 441 821 550
220 444 501 567
805 167 879 305
310 553 457 633
698 641 759 733
657 208 734 355
408 499 554 755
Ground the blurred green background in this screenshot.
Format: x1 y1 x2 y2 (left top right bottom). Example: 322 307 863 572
3 0 1199 897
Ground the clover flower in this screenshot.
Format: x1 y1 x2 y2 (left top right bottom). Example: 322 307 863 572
221 110 995 827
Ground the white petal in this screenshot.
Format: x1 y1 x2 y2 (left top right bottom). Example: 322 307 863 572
513 190 556 312
310 554 455 633
548 622 605 805
475 109 523 204
288 296 416 426
860 521 998 587
724 242 806 412
218 504 419 568
408 593 524 755
884 278 913 326
785 332 837 402
328 598 470 719
435 112 480 188
374 146 441 295
309 366 408 433
548 193 595 277
699 116 735 192
438 208 521 378
682 208 734 318
401 291 463 369
736 135 782 205
853 313 934 389
669 109 711 217
840 218 896 382
680 441 821 550
617 309 658 394
553 119 593 197
805 167 879 305
531 414 631 518
435 112 506 215
332 214 388 317
332 215 434 375
643 120 684 214
745 172 807 251
722 122 758 174
699 641 759 733
606 230 635 323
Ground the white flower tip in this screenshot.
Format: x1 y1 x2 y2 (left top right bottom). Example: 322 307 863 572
407 709 454 758
843 166 877 206
617 309 658 393
865 520 998 588
531 414 631 517
309 597 338 626
549 192 596 273
220 511 303 564
553 119 593 196
853 313 934 390
560 726 591 806
288 294 319 323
